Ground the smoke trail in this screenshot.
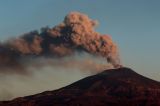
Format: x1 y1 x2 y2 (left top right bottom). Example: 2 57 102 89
0 12 121 74
0 52 113 101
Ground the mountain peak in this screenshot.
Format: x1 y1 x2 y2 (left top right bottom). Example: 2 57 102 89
1 67 160 106
100 67 136 75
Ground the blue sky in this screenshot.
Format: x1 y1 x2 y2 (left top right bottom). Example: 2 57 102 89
0 0 160 80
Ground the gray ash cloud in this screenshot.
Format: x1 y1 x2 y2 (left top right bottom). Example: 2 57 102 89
0 12 121 74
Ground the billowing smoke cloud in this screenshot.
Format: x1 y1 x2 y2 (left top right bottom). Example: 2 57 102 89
0 12 121 101
0 12 121 74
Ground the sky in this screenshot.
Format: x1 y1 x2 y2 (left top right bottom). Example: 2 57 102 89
0 0 159 82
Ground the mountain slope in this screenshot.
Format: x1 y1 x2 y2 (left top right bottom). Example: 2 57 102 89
1 67 160 106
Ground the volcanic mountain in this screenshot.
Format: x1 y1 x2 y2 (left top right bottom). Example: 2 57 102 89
0 67 160 106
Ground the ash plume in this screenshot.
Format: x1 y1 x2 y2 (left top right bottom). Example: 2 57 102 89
0 12 121 74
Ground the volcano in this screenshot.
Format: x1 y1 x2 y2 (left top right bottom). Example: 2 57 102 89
0 67 160 106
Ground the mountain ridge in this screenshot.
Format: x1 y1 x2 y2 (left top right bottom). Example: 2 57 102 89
1 67 160 106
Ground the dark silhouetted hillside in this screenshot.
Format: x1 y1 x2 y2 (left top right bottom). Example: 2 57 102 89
1 67 160 106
